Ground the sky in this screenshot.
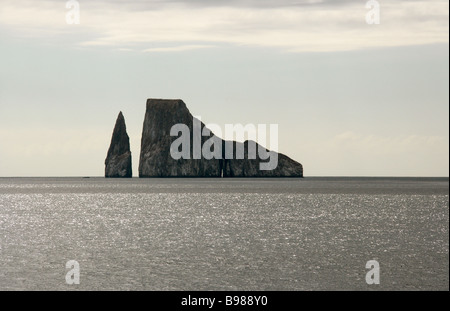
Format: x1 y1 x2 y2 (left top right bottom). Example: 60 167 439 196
0 0 448 177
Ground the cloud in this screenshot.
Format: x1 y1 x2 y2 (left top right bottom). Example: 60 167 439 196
0 125 145 177
141 0 358 9
0 128 109 157
298 131 449 176
2 128 446 177
0 0 448 52
333 131 449 156
141 44 215 52
0 128 109 176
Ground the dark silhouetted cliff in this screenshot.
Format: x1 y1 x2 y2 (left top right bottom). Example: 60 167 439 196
139 99 303 178
105 112 132 178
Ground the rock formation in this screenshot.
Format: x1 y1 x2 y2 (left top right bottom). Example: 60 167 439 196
105 111 132 178
221 141 304 177
139 99 303 177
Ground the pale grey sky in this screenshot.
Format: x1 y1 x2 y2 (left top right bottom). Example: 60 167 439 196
0 0 448 176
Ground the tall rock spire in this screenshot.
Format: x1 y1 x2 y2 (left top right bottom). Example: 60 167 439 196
105 111 132 178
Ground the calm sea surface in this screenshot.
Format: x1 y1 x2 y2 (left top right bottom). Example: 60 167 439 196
0 177 448 291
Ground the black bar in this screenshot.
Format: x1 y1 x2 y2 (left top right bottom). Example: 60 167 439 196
0 291 447 310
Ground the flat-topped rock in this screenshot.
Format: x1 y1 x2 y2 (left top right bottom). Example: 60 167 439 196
139 99 303 177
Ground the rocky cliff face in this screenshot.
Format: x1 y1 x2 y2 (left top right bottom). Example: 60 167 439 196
139 99 221 177
139 99 303 177
221 140 303 177
105 112 132 178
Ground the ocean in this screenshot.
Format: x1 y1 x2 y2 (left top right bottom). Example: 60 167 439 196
0 177 448 291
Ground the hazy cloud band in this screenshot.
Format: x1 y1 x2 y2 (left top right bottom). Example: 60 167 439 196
0 0 448 52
